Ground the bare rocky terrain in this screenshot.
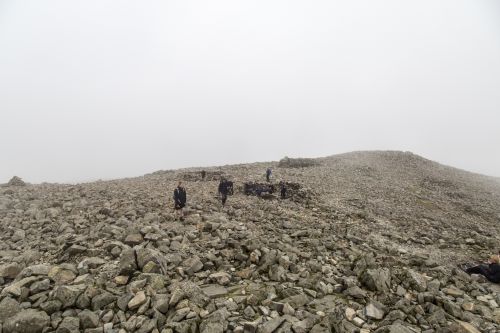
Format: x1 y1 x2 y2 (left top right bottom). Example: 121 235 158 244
1 151 500 333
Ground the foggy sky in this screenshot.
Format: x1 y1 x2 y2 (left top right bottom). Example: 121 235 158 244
1 0 500 183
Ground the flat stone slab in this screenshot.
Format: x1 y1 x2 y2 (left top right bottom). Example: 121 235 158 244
308 295 341 313
202 284 228 298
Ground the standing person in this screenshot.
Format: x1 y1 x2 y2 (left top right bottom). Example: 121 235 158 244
266 168 272 182
218 178 229 208
173 181 187 221
201 170 206 180
280 182 287 199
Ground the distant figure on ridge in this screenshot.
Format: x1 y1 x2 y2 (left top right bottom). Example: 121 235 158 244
173 181 187 221
218 178 230 208
201 170 206 180
280 181 287 199
266 168 272 182
463 254 500 283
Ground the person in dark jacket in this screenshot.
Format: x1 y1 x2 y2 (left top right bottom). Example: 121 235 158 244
266 168 272 182
226 181 234 195
465 255 500 283
201 170 206 180
173 181 187 221
280 182 287 199
218 179 229 208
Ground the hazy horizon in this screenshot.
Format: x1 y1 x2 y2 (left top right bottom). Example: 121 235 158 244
1 0 499 183
1 150 499 185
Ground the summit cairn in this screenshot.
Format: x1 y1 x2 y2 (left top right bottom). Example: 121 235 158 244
7 176 26 186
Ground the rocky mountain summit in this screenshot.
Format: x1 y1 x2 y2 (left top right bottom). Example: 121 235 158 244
1 151 500 333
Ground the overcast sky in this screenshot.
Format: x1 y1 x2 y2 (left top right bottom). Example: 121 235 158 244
1 0 499 183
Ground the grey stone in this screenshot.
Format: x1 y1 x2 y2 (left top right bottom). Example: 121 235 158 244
48 266 77 285
0 263 23 279
200 308 230 333
54 284 86 308
426 309 447 326
91 292 117 310
128 291 147 309
1 276 39 297
56 316 80 333
451 321 482 333
183 256 204 275
18 264 51 278
85 328 104 333
200 320 224 333
79 257 106 269
309 323 330 333
153 294 170 313
30 279 51 294
67 245 87 255
360 268 391 292
103 322 113 333
117 293 133 312
11 230 25 242
258 317 285 333
244 321 259 333
136 248 166 273
343 286 366 299
374 324 414 333
364 301 386 320
119 249 138 275
443 299 463 319
292 319 315 333
404 269 427 292
136 318 158 333
244 306 256 318
0 297 21 323
202 285 228 299
209 271 231 285
3 309 50 333
78 309 100 329
40 300 62 314
124 233 143 246
280 293 311 308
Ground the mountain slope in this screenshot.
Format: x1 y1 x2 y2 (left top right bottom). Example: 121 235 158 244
0 151 499 332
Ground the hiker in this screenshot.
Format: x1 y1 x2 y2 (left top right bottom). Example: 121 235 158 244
201 170 206 180
464 254 500 283
226 180 234 195
173 181 187 221
218 178 229 207
280 182 287 199
266 168 272 182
